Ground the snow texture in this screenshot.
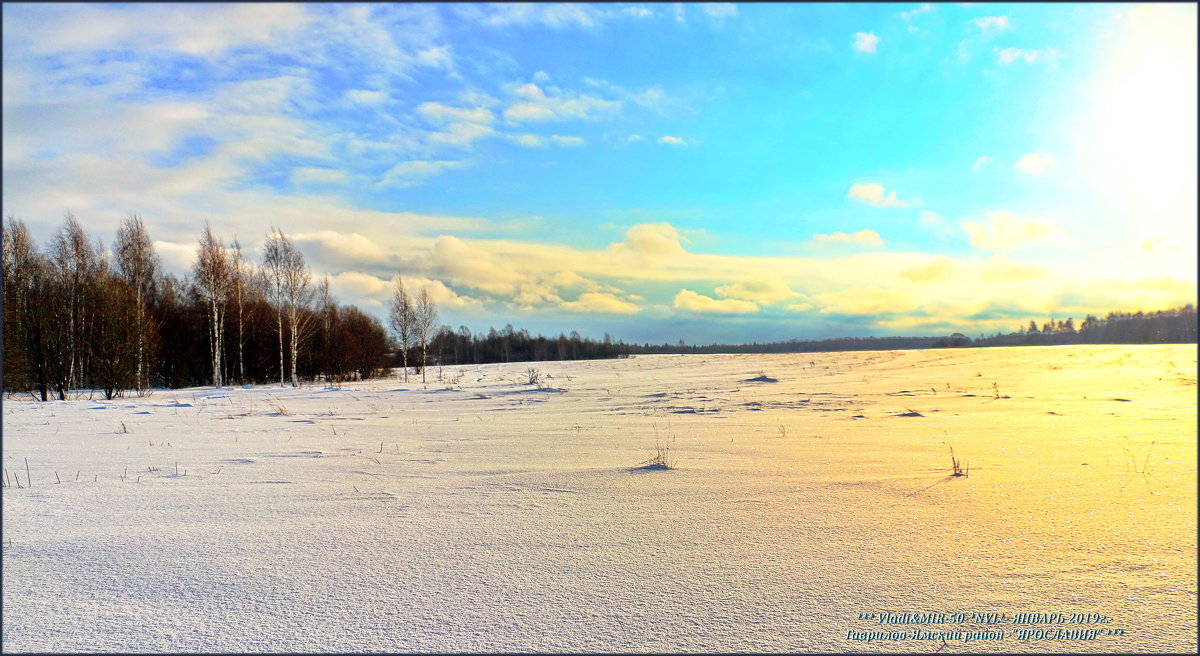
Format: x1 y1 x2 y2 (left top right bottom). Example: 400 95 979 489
3 345 1196 652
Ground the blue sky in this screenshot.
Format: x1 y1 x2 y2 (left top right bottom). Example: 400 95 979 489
3 3 1196 344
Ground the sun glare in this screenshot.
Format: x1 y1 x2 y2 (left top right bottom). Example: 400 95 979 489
1076 5 1198 241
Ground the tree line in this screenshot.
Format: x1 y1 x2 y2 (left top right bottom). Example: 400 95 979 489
2 214 634 400
631 305 1197 355
3 214 396 399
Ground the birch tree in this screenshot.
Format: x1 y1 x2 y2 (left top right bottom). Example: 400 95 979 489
3 216 57 400
261 230 288 386
50 213 105 397
194 223 231 388
114 214 160 393
229 238 249 386
388 275 415 382
262 228 314 387
413 286 438 384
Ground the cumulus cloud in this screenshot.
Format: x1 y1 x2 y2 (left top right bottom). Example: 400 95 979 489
847 182 911 207
329 272 484 311
659 135 687 146
674 290 760 314
431 235 526 296
561 292 639 314
1013 152 1057 175
810 229 885 248
551 134 585 146
714 277 797 304
293 230 393 267
961 211 1071 251
610 222 687 256
852 32 880 53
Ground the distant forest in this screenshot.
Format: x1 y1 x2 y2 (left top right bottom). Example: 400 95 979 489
630 305 1197 355
2 214 1193 401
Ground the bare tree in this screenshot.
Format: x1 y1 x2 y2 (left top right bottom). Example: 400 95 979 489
114 214 160 393
194 223 231 388
413 286 438 384
90 276 140 399
262 228 314 387
388 275 415 382
261 231 288 387
50 213 105 397
229 238 249 386
3 216 57 400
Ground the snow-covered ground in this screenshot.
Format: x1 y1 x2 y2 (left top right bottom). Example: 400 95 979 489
3 345 1196 652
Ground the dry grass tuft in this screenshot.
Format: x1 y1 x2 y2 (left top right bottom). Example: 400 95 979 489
948 444 969 477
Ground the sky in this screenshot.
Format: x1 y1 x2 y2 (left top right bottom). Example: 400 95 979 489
3 2 1197 345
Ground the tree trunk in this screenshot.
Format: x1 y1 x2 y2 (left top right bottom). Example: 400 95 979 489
277 309 285 387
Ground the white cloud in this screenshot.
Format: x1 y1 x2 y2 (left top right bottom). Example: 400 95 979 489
511 134 547 147
561 292 639 314
345 89 390 106
852 32 880 53
428 122 496 147
8 4 314 56
961 211 1072 251
416 102 495 125
378 160 471 187
292 167 348 185
416 46 453 69
995 47 1060 65
714 277 797 304
293 230 393 267
472 3 600 29
659 135 687 146
847 182 911 207
532 70 551 83
502 82 620 123
1013 152 1057 176
810 229 885 248
898 4 934 21
610 223 688 256
674 290 760 314
551 135 585 147
815 287 922 316
972 156 995 172
622 5 654 18
971 16 1010 32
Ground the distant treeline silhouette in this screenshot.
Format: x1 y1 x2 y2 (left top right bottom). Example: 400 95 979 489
630 305 1197 355
426 324 632 366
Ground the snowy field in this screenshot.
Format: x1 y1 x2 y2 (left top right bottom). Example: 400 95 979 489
3 345 1196 653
